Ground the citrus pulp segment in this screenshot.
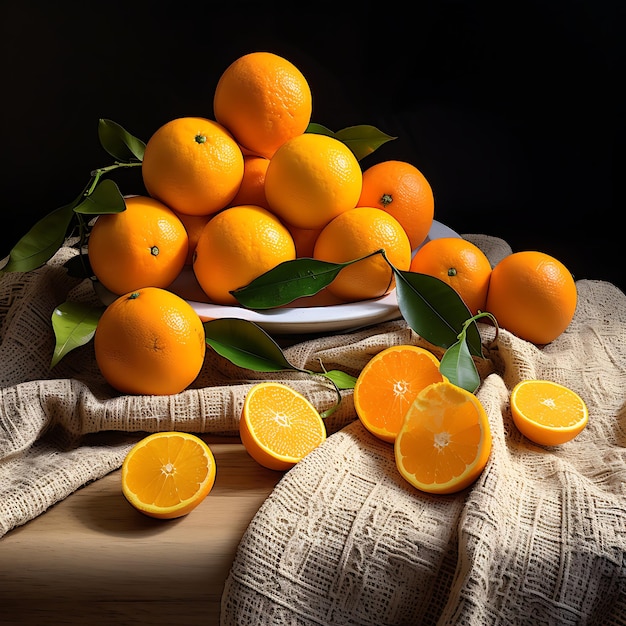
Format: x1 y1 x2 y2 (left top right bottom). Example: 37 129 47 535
510 379 589 445
240 382 327 471
354 345 446 443
121 431 216 519
395 381 492 494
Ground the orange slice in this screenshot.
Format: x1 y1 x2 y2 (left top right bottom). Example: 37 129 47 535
353 345 446 443
240 382 327 471
510 379 589 446
395 381 492 494
121 431 216 519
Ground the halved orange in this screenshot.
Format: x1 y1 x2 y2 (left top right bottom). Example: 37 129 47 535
395 381 492 494
353 345 446 443
510 379 588 446
121 431 216 519
240 382 327 471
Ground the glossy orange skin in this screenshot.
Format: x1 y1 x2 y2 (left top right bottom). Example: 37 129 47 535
313 206 411 302
229 155 271 210
88 195 188 296
94 287 206 396
192 205 296 305
410 237 492 315
142 116 244 217
357 160 434 249
264 133 363 231
213 52 312 159
486 251 577 344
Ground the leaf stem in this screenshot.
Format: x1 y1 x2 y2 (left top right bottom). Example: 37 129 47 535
86 161 142 196
461 311 499 342
315 373 343 419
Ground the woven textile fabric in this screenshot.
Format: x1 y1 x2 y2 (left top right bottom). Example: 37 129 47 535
2 236 626 625
220 240 626 624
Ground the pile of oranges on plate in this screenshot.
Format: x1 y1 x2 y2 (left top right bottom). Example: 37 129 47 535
103 52 583 516
89 51 435 308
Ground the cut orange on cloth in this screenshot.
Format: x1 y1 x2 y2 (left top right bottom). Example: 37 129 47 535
121 432 216 519
240 382 327 471
510 379 589 445
395 381 492 494
353 345 446 443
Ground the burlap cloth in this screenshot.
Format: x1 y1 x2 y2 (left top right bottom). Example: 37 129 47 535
2 235 625 624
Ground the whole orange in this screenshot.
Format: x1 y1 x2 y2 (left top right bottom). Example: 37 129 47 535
264 133 363 230
94 287 206 396
288 225 322 258
486 250 577 344
213 52 312 159
142 117 244 216
357 160 435 249
172 210 213 265
229 155 271 210
313 206 412 302
409 237 492 315
193 205 296 305
88 195 188 296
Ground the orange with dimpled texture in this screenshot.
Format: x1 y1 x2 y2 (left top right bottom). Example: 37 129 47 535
141 116 244 217
357 160 435 250
213 52 312 159
313 206 411 302
486 250 577 344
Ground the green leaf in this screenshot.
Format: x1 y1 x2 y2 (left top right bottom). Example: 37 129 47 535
51 301 104 368
334 125 397 160
306 122 335 136
73 179 126 215
98 118 145 161
439 311 500 391
322 369 357 390
394 269 483 356
306 123 396 160
439 337 480 393
231 257 347 309
1 202 76 273
203 318 307 373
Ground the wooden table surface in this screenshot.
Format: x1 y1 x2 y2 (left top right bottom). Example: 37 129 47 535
0 436 283 626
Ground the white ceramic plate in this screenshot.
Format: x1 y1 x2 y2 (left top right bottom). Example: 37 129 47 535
179 220 461 335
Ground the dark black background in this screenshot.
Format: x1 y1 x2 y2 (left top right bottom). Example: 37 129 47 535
1 1 621 290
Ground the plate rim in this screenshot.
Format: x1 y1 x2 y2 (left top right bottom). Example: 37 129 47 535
188 219 460 334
